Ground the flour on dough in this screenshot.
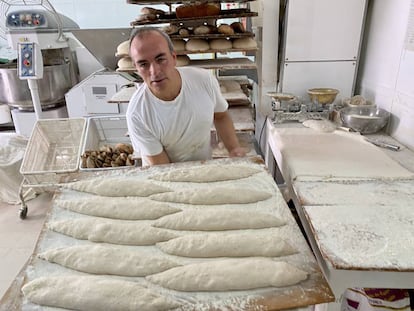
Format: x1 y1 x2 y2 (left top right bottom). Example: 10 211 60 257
48 218 178 246
146 258 308 291
149 165 262 182
22 275 181 311
149 187 272 205
63 177 171 197
38 244 180 276
152 210 285 231
156 231 296 257
302 119 337 133
54 196 180 220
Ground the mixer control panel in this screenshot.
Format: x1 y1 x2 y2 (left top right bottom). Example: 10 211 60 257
6 12 47 29
17 42 43 79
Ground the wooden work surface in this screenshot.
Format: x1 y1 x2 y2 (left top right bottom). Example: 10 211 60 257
266 121 414 297
1 157 334 310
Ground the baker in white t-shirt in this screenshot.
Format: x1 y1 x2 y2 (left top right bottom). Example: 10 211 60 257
126 26 246 166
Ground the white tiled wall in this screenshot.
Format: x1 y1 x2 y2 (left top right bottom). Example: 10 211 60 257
357 0 414 150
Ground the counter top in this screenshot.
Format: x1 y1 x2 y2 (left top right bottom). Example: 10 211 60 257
265 120 414 303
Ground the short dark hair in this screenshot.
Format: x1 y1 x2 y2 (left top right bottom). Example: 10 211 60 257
129 26 174 53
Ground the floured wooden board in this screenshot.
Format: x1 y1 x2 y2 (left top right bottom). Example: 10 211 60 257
268 127 414 181
304 203 414 271
293 179 414 206
3 157 334 311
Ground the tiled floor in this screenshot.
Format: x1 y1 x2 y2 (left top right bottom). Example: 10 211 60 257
0 192 51 300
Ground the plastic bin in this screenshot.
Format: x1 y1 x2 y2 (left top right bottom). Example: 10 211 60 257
20 118 86 184
80 116 139 171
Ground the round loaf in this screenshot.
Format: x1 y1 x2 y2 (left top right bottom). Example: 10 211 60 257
230 22 245 33
193 25 212 35
117 57 134 70
172 39 186 52
232 37 257 49
176 55 190 67
178 28 190 37
137 13 157 21
140 7 165 16
185 39 210 52
162 25 179 35
116 40 130 56
217 24 235 35
209 39 232 50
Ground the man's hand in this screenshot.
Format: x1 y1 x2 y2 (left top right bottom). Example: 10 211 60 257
229 147 246 157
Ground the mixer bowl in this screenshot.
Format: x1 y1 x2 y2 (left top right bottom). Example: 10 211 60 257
0 62 72 110
340 106 390 134
307 88 339 105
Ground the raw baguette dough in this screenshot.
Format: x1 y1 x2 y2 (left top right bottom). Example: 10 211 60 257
38 244 180 276
54 196 180 220
302 119 337 133
149 165 261 182
48 218 178 246
152 210 285 231
149 187 272 204
146 258 308 291
157 231 296 257
22 275 181 311
63 177 171 197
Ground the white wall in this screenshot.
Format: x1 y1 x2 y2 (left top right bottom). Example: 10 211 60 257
48 0 145 29
356 0 414 150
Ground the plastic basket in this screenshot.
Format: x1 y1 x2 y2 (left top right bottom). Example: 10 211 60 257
80 115 138 171
20 118 86 184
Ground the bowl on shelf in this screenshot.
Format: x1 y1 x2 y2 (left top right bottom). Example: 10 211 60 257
307 88 339 105
342 95 374 108
340 106 390 134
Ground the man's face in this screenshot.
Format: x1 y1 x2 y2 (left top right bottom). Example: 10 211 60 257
129 31 177 97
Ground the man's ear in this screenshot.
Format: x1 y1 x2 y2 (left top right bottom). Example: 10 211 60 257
171 51 177 65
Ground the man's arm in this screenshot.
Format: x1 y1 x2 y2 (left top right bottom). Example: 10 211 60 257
213 111 246 157
143 150 171 166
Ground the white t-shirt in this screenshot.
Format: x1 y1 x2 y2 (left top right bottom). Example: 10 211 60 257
126 67 228 166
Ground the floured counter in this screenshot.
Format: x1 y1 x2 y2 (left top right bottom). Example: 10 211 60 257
1 157 334 311
265 120 414 305
267 125 414 183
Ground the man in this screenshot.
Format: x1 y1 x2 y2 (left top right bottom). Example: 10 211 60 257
126 26 246 166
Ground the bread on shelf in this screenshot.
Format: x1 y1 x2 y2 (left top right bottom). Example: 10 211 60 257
175 2 220 18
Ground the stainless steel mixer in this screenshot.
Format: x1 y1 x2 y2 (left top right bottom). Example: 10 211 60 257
0 1 79 135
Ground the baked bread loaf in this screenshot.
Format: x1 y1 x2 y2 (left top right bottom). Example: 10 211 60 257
232 37 257 49
172 39 186 52
162 25 179 35
137 13 157 22
193 25 213 35
217 24 235 35
178 27 190 37
140 7 165 16
176 3 220 18
230 22 245 33
209 39 232 50
185 39 210 52
116 40 130 56
176 55 190 67
117 57 134 70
